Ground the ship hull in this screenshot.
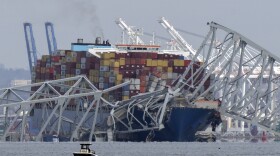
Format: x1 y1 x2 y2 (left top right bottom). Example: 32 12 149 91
114 107 219 142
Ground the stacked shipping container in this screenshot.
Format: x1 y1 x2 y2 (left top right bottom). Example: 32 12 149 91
33 50 209 104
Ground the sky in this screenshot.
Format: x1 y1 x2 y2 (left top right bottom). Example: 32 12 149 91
1 0 280 70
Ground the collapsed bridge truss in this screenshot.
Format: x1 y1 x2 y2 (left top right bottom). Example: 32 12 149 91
1 22 280 141
179 22 280 135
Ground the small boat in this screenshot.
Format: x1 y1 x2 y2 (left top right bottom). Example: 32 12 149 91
73 143 97 156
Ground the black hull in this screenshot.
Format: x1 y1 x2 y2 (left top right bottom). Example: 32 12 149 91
115 107 220 142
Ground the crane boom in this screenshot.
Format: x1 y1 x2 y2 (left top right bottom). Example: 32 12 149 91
45 22 57 55
24 23 38 74
115 18 144 45
158 17 203 61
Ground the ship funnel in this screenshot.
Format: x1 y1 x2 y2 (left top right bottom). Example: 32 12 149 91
77 38 83 43
95 37 102 44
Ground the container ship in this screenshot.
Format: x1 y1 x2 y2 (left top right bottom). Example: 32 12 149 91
30 37 221 142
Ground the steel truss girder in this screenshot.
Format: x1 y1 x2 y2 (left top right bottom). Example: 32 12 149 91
0 76 129 141
174 21 280 136
108 88 171 133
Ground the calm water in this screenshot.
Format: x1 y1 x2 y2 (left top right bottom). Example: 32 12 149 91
0 141 280 156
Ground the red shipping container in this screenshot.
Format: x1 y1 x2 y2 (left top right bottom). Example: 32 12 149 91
147 53 152 59
135 59 141 64
130 58 136 64
140 52 148 58
151 67 157 72
125 58 131 65
151 53 158 59
76 52 82 57
51 56 60 62
140 81 146 87
184 60 191 66
141 70 149 76
140 59 146 65
140 86 146 93
49 67 54 73
119 53 126 58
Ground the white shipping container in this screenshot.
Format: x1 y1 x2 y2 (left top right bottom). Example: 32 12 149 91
81 64 86 69
76 69 81 75
99 77 104 83
161 73 167 79
109 77 115 83
130 78 135 84
81 58 86 64
148 87 155 92
58 50 65 56
61 65 66 70
66 57 72 62
86 52 92 57
145 76 149 81
134 79 140 85
61 70 66 75
130 84 135 90
124 78 130 82
135 85 140 90
167 73 173 79
99 83 104 89
151 82 158 88
172 73 178 79
71 52 77 57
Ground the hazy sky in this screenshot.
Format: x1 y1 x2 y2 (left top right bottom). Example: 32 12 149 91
1 0 280 70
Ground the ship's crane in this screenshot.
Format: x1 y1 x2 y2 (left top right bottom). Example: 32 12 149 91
115 18 144 45
45 22 57 55
158 17 203 62
23 23 38 74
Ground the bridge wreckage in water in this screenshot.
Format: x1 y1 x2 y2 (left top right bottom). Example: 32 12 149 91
1 21 280 142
